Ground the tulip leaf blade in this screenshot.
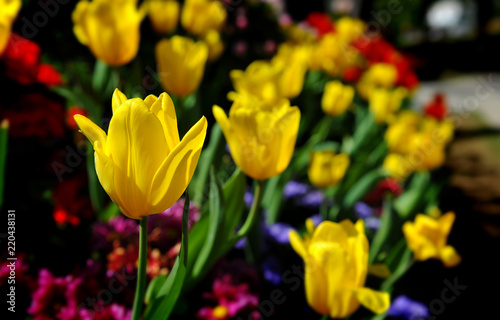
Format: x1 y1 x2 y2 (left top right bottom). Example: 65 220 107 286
144 274 167 304
182 192 190 267
191 168 224 279
144 225 187 320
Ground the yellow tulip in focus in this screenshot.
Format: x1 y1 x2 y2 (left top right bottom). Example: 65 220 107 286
369 87 407 124
213 94 300 180
308 151 350 188
72 0 147 66
181 0 226 37
230 61 282 103
74 89 207 219
289 220 390 318
321 81 354 117
204 30 224 62
403 212 461 267
148 0 179 34
0 0 21 54
156 36 208 97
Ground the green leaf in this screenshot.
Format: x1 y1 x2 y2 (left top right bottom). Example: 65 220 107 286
192 123 224 205
394 171 430 218
144 274 167 304
343 169 385 210
98 202 120 221
144 195 190 319
369 197 393 264
191 168 224 278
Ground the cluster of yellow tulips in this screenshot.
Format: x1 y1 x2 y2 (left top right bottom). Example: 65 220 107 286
0 1 462 318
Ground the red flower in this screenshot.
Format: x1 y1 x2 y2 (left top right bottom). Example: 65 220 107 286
365 178 403 206
66 106 87 130
0 93 65 139
37 64 63 87
52 174 94 227
342 66 363 83
306 12 335 37
1 33 41 85
424 93 448 121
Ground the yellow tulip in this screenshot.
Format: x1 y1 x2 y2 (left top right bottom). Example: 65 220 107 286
336 16 365 43
357 63 398 99
156 36 208 97
308 151 350 188
213 94 300 180
385 111 420 154
403 212 461 267
204 29 224 62
321 81 354 117
290 220 390 318
0 0 21 54
148 0 179 34
272 43 310 99
181 0 226 37
309 33 359 76
74 89 207 219
407 133 446 171
230 61 282 103
420 117 454 145
369 87 407 124
72 0 147 66
383 153 413 181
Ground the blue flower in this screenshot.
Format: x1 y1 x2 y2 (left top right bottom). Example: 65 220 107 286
387 295 429 320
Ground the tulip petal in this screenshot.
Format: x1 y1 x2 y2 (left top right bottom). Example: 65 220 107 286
304 255 329 315
352 287 390 314
148 116 207 214
311 221 349 248
93 141 131 218
144 94 158 109
289 230 307 259
72 1 90 45
74 114 107 149
213 105 242 166
275 106 300 175
150 93 180 152
440 245 461 267
112 89 128 114
107 99 168 217
438 211 455 236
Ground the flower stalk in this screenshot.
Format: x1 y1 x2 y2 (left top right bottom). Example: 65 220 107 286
131 216 148 320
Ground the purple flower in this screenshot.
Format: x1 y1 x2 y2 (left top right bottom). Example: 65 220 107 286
91 215 139 252
354 202 373 219
309 214 323 227
262 257 281 285
387 295 429 320
283 181 309 199
365 217 381 230
266 222 295 244
296 190 324 208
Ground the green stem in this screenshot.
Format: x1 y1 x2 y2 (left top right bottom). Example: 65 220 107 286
0 120 8 210
235 180 264 240
132 216 148 320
